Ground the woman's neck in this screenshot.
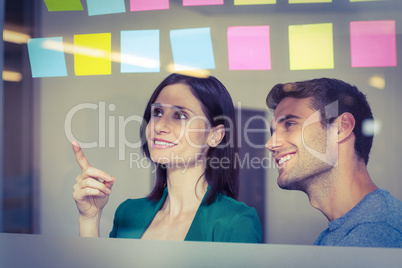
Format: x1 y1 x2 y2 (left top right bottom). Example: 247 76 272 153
163 164 208 217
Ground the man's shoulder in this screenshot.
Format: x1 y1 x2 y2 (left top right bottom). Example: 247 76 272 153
353 189 401 223
373 189 402 205
315 189 402 247
339 222 401 247
363 189 401 223
339 189 401 247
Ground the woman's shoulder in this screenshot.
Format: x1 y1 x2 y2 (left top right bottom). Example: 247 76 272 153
203 193 257 216
115 197 159 215
194 193 262 243
111 197 161 238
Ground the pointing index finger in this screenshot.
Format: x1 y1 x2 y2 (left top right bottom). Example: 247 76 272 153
72 141 91 171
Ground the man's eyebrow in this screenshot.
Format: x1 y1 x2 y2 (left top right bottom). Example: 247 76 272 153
270 114 301 134
277 114 301 124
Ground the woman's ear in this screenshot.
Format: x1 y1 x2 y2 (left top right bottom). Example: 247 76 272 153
208 124 225 147
336 112 355 143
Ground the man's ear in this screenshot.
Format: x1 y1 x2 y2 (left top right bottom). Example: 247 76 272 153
336 112 355 143
208 124 225 147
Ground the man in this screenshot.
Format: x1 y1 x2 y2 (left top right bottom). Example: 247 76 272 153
265 78 401 247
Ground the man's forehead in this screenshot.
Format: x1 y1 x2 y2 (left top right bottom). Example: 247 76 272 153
273 97 313 118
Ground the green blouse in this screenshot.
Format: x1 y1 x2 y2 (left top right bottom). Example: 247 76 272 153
109 188 262 243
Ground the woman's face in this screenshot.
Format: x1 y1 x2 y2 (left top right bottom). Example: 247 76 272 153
146 83 211 168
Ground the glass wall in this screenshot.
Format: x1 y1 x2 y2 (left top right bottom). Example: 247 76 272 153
2 0 402 245
2 0 37 233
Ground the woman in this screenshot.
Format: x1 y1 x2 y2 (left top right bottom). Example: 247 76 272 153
72 73 262 243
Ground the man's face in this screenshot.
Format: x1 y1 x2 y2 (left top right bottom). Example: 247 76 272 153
266 97 337 191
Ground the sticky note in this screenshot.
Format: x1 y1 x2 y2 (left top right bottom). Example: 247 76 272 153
130 0 169 11
120 30 160 73
183 0 224 6
170 28 215 71
27 37 68 78
289 0 331 3
288 23 334 70
227 26 271 70
350 20 396 68
43 0 84 11
74 33 111 76
234 0 276 5
86 0 126 16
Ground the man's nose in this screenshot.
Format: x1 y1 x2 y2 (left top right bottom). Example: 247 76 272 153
265 131 284 152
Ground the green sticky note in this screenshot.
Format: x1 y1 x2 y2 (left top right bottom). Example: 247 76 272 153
234 0 276 5
44 0 84 11
289 23 334 70
289 0 331 3
74 33 111 76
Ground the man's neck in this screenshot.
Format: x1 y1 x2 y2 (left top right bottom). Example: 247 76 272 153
307 161 377 222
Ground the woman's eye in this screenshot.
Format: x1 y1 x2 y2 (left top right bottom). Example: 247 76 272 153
175 112 187 119
152 108 163 117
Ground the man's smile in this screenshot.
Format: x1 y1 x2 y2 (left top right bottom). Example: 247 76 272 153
275 152 296 168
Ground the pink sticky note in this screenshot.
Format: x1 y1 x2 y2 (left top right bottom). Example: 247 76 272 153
227 26 271 70
130 0 169 11
183 0 224 6
350 20 397 67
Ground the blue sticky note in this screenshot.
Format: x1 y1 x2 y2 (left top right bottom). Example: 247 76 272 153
27 37 68 78
170 28 215 71
86 0 126 16
121 30 160 73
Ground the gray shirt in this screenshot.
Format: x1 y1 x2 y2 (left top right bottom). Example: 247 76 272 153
314 189 402 247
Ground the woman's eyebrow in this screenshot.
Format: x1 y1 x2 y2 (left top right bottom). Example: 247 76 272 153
151 103 162 108
172 105 195 114
152 103 195 114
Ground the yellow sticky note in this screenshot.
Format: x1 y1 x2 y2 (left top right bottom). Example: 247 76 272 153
234 0 276 5
74 33 111 76
289 23 334 70
289 0 331 3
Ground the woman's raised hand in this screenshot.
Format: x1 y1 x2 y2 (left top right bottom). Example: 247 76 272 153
72 141 115 221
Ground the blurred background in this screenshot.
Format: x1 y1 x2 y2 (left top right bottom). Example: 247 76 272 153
1 0 401 245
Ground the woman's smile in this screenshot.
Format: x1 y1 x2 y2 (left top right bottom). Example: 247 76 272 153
152 138 178 149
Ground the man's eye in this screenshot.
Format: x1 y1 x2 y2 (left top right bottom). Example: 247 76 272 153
285 121 295 128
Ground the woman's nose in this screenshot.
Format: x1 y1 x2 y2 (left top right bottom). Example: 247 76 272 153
154 115 171 134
